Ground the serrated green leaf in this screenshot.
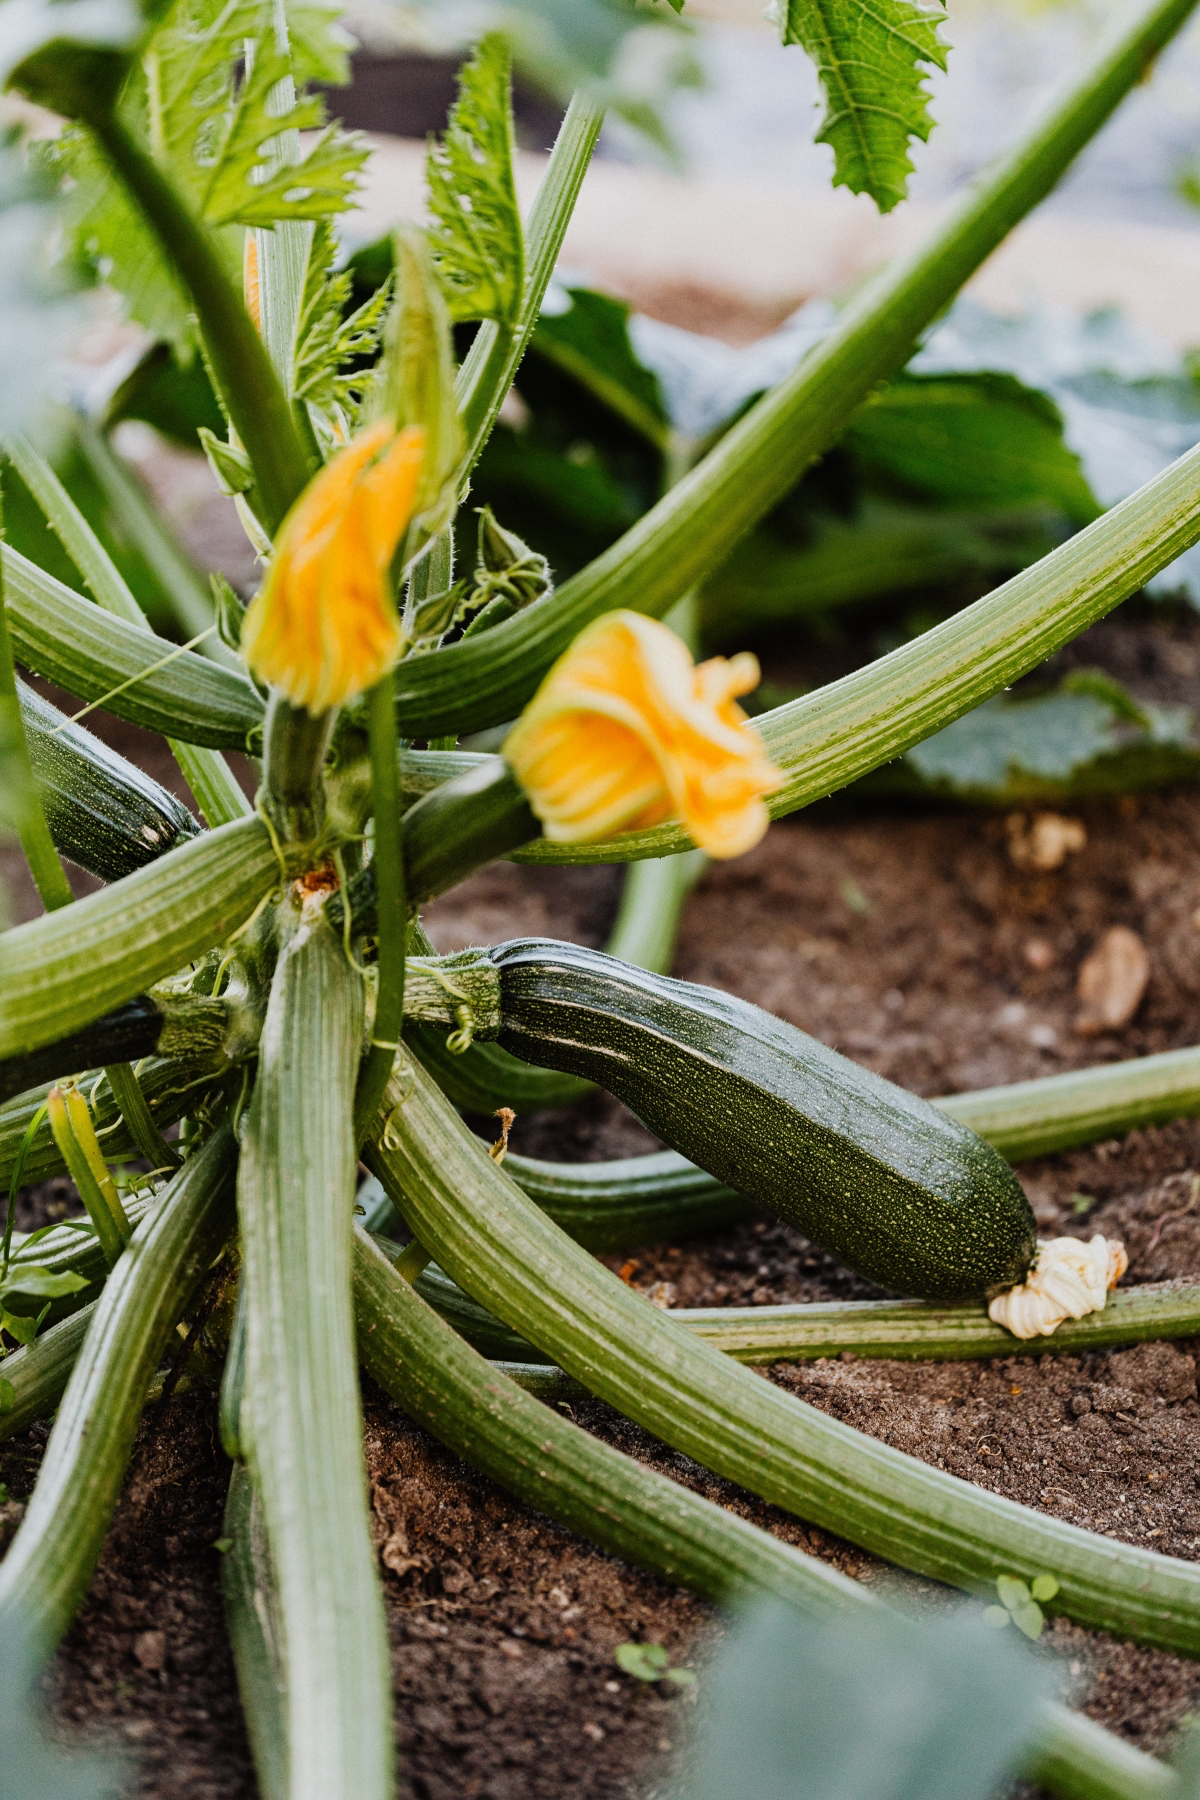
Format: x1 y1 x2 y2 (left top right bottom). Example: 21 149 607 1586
292 220 392 429
769 0 947 212
885 676 1200 809
427 35 523 327
423 0 699 151
50 0 366 353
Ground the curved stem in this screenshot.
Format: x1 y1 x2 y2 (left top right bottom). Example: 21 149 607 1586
0 1122 236 1648
353 1231 1177 1800
366 1058 1200 1656
105 1059 182 1170
0 815 279 1062
4 544 264 750
354 674 406 1145
237 900 392 1800
455 93 605 474
390 0 1200 740
79 113 309 535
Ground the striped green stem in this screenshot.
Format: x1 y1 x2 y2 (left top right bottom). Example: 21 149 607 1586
237 897 392 1800
5 430 249 828
354 673 406 1146
104 1060 181 1171
389 0 1200 741
353 1229 1176 1800
0 815 279 1061
504 1147 744 1250
221 1462 289 1800
671 1283 1200 1366
4 545 263 750
366 1057 1200 1656
0 1306 93 1440
0 1122 236 1648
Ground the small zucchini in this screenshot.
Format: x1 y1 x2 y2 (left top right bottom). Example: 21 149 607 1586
490 938 1037 1303
20 681 200 880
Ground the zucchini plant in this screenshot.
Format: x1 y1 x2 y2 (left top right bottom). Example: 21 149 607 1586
3 1 1200 1796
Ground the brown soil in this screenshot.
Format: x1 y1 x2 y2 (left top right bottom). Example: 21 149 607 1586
10 609 1200 1794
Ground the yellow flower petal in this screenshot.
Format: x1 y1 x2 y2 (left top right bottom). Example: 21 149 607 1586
240 421 426 714
505 611 782 859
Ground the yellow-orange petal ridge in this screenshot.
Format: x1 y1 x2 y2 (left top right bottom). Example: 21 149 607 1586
240 421 426 715
504 610 782 859
244 233 261 332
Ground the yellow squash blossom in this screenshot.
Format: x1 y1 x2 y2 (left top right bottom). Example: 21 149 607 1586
240 420 426 714
505 610 782 859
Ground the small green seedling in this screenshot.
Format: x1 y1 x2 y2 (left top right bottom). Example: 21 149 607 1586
839 877 872 916
212 1537 234 1555
1071 1193 1096 1216
614 1642 697 1687
983 1574 1060 1640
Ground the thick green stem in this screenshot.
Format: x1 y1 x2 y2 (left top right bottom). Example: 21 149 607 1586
80 112 309 535
237 898 391 1800
390 0 1200 740
0 815 280 1061
367 1058 1200 1656
222 1461 289 1800
0 1122 236 1648
353 1231 1176 1800
4 545 264 750
259 694 331 849
605 849 706 974
455 93 605 473
354 675 406 1145
104 1059 181 1170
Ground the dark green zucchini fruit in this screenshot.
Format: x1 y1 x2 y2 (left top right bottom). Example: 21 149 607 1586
20 680 200 880
489 938 1037 1303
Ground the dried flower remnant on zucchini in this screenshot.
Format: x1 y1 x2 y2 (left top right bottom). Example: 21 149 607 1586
989 1235 1128 1339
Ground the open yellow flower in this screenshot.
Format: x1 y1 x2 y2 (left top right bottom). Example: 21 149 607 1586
240 420 426 714
504 610 782 859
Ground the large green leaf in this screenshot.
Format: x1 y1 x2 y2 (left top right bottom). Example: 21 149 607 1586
0 1624 119 1797
427 35 524 327
533 286 669 449
861 672 1200 807
769 0 947 212
847 373 1100 525
675 1604 1044 1800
